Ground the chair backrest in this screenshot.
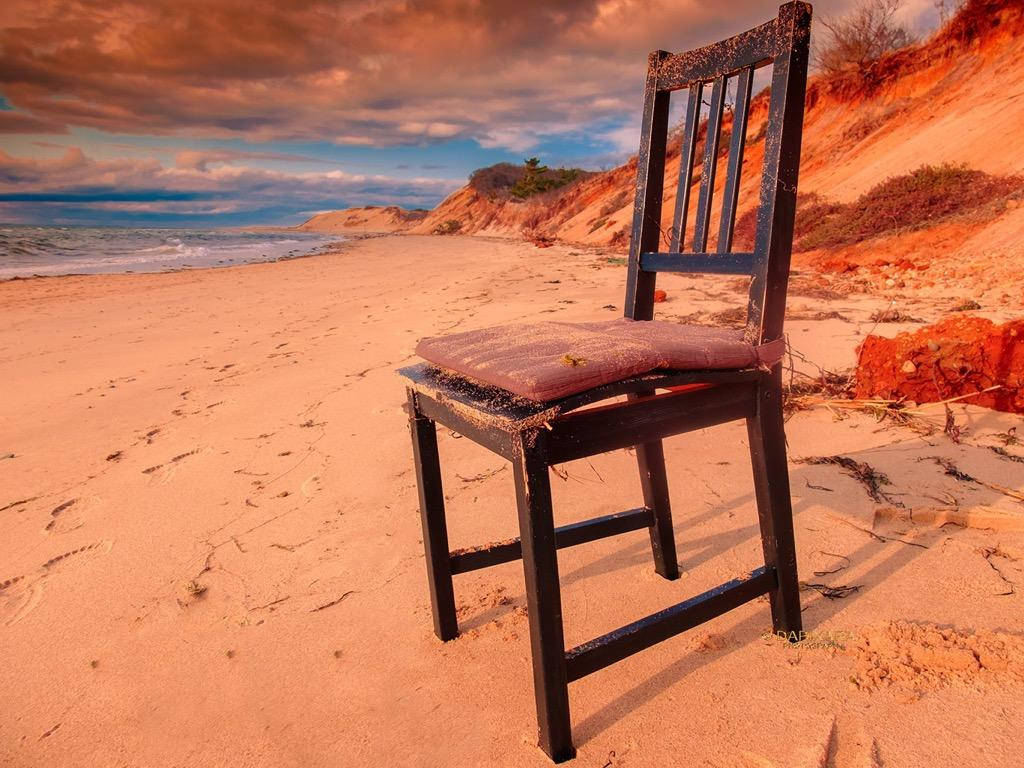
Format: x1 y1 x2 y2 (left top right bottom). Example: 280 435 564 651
623 1 812 346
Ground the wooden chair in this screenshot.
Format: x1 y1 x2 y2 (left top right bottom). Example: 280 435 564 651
400 2 812 761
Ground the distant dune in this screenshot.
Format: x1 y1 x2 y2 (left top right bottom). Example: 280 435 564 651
298 205 427 233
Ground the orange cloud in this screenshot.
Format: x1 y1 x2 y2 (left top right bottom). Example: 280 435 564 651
0 0 784 148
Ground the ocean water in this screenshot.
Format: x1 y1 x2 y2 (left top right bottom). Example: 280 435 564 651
0 227 342 279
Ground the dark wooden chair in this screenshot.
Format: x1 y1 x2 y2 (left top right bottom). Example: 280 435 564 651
400 2 812 761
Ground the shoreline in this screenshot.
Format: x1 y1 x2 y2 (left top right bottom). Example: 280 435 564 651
0 231 618 284
0 240 348 283
0 227 347 283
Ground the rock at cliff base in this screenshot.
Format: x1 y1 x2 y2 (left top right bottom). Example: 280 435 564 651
855 316 1024 413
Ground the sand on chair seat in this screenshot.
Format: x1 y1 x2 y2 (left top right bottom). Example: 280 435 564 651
415 317 785 402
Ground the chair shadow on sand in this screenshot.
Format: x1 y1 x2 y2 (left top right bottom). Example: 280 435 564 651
452 428 1021 746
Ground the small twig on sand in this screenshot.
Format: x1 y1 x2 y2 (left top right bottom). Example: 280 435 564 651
311 591 355 612
812 551 850 576
977 546 1016 596
827 514 928 549
456 466 506 483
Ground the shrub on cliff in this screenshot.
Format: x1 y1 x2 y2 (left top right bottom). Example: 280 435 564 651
798 164 1022 249
468 158 591 200
733 164 1022 252
509 158 582 199
815 0 915 86
468 163 524 197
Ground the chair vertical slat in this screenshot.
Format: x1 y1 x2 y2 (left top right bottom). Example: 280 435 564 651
624 50 672 322
747 2 811 341
691 75 726 253
668 83 704 253
717 66 754 253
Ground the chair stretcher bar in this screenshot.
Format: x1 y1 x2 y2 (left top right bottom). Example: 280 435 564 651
449 507 655 575
565 565 777 682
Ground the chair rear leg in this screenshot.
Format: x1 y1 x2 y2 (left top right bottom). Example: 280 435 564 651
636 439 680 580
513 431 575 763
747 372 802 637
408 391 458 641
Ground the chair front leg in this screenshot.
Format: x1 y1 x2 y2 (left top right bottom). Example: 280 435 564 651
408 390 459 641
513 430 575 763
746 370 802 637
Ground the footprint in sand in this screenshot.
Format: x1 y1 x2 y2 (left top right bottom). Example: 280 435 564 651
42 496 99 535
0 540 114 626
142 448 202 485
300 474 322 499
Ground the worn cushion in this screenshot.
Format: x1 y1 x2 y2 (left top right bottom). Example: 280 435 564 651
415 317 785 402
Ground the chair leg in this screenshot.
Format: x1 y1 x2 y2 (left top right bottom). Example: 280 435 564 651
746 371 802 637
636 439 680 580
408 391 458 641
513 431 575 763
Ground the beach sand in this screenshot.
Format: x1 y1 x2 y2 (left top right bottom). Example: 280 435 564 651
2 234 1023 767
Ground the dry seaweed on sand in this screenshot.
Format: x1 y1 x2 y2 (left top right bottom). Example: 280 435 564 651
801 455 903 506
994 427 1019 446
786 309 851 322
781 346 928 431
783 352 999 438
789 390 939 436
787 275 851 300
989 446 1024 464
783 370 856 411
800 582 862 600
708 306 748 326
781 345 856 413
860 399 939 437
931 456 1024 502
868 308 924 323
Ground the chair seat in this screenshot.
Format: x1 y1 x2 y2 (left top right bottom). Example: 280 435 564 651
415 317 785 402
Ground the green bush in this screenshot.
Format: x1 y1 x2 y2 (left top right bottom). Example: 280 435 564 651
467 158 591 200
510 158 583 199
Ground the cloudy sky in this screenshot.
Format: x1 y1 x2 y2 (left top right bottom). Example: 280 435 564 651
0 0 940 227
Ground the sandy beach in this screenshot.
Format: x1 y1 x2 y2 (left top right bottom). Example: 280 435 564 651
2 234 1024 767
